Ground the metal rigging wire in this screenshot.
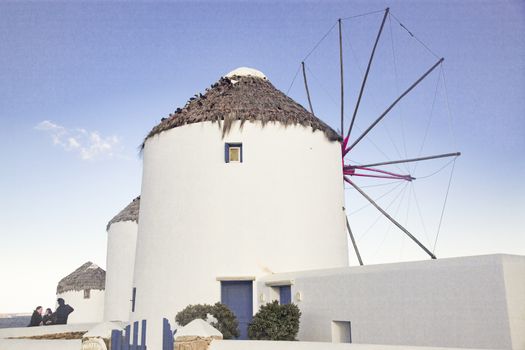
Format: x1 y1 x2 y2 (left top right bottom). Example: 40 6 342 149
388 13 410 173
285 64 302 95
416 157 457 179
345 179 405 189
399 179 414 259
433 158 457 253
302 21 338 62
356 181 409 242
413 71 442 175
370 181 410 256
347 181 406 216
286 9 389 96
340 9 386 21
389 12 440 59
411 182 431 247
440 65 458 149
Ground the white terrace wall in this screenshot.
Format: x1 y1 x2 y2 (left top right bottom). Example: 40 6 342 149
104 220 138 322
0 323 95 339
209 340 489 350
56 289 104 324
257 254 525 350
502 255 525 349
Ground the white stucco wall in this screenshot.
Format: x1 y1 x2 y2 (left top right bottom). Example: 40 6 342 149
56 290 104 324
0 339 80 350
258 254 525 350
132 121 349 348
0 323 95 339
210 340 489 350
502 255 525 350
104 220 138 322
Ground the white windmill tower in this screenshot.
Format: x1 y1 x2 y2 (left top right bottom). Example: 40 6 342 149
104 196 140 322
131 67 350 344
56 261 105 324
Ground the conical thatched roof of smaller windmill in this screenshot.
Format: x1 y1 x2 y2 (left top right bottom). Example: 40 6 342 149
106 196 140 230
56 262 106 294
143 67 341 147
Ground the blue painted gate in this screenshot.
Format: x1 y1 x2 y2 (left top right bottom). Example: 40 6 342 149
110 318 174 350
162 318 174 350
221 280 253 339
110 320 147 350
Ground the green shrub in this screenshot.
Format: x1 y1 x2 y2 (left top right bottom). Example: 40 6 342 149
175 304 210 326
208 302 240 339
248 300 301 341
175 303 240 339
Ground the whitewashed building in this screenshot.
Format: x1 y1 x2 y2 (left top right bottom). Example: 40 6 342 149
103 196 140 322
258 253 525 350
97 67 524 350
56 261 105 324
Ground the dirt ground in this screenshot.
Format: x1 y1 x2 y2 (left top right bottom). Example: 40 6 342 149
9 331 86 340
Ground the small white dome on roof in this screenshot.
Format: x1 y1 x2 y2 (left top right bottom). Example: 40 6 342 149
225 67 266 79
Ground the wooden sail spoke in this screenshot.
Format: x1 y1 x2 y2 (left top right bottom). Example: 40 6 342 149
346 215 364 266
346 8 390 141
301 62 314 115
345 176 437 259
344 57 444 156
352 152 461 169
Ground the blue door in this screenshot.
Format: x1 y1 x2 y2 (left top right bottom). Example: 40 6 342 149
279 285 291 305
221 281 253 339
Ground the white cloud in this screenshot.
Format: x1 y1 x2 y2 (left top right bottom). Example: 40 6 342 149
68 137 80 149
35 120 121 160
35 120 64 132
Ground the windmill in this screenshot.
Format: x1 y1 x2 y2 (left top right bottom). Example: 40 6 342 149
298 8 460 264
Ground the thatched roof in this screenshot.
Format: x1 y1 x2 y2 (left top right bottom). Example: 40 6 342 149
143 68 340 146
106 196 140 230
56 262 105 294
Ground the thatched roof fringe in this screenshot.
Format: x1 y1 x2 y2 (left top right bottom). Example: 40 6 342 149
142 75 341 148
56 262 105 294
106 196 140 230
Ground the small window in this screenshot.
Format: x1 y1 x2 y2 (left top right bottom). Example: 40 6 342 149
225 143 242 163
84 289 90 299
229 147 240 162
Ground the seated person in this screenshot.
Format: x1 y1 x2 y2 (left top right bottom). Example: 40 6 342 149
42 308 54 325
28 306 43 327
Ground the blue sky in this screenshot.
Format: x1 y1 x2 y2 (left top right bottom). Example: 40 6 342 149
0 1 523 313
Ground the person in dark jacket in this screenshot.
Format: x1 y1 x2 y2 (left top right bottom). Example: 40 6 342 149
42 308 54 325
28 306 43 327
54 298 74 324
